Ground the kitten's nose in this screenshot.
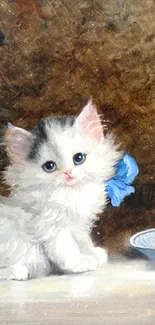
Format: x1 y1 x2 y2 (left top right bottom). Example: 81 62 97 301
63 169 72 176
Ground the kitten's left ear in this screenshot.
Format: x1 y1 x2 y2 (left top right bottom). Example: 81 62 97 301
75 99 103 142
5 123 34 163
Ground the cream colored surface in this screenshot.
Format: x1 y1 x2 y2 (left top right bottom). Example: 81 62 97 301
0 260 155 324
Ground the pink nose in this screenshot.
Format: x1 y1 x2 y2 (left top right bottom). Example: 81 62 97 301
63 169 72 176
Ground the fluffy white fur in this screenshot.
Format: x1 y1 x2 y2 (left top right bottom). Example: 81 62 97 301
0 100 122 280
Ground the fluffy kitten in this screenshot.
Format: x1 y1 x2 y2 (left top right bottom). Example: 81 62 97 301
0 100 121 280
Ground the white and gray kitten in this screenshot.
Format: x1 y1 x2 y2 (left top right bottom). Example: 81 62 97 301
0 100 121 280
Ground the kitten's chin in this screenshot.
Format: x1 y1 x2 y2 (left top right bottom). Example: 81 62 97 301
64 178 78 186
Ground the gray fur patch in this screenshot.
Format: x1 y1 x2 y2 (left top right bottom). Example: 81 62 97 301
28 115 75 160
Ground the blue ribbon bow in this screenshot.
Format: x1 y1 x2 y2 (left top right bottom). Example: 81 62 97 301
106 153 139 207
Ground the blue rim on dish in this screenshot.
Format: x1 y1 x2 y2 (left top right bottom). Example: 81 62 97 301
130 228 155 260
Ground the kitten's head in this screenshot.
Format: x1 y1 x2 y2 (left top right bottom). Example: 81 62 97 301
4 100 121 191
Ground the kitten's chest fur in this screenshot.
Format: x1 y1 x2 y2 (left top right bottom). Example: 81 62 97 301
8 181 108 245
51 182 107 217
15 182 107 235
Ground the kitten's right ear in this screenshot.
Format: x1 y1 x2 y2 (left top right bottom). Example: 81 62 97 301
5 123 34 163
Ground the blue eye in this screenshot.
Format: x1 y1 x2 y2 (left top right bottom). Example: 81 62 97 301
73 153 86 166
42 161 57 173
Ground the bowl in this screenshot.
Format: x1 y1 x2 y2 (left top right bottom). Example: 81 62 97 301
129 228 155 260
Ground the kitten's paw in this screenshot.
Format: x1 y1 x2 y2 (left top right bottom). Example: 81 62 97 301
93 247 108 266
64 249 107 273
65 255 98 273
77 255 98 272
11 264 29 280
0 264 29 281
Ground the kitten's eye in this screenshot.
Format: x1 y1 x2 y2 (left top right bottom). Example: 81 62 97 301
42 161 57 173
73 153 86 166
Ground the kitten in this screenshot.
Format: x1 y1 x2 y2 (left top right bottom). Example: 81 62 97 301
0 100 121 280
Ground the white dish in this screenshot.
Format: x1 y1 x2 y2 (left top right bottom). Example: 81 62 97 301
130 228 155 260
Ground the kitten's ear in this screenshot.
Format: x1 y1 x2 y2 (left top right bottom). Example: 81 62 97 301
5 123 34 163
75 99 103 142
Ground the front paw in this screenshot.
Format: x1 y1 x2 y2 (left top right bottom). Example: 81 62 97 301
63 254 99 273
62 249 108 273
93 247 108 266
0 264 29 281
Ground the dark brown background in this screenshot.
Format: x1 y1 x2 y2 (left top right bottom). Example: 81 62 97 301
0 0 155 253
